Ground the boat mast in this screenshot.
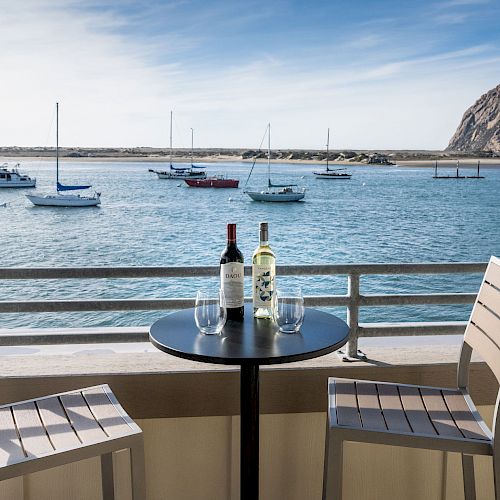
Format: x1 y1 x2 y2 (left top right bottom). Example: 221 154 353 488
56 102 59 190
326 128 330 172
169 111 173 168
267 123 271 187
190 127 194 167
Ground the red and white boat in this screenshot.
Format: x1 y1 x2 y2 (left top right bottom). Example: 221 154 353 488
185 176 239 188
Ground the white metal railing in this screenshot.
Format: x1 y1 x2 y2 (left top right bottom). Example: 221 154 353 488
0 262 486 360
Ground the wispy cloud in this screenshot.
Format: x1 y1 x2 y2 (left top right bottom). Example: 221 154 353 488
0 0 498 150
439 0 490 7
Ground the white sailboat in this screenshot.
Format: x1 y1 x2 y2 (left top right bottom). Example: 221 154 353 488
149 112 206 180
245 124 306 202
313 128 351 179
26 103 101 207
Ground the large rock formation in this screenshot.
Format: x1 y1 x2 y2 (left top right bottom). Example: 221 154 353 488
447 84 500 152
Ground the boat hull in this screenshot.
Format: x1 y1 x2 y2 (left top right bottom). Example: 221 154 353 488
185 178 239 188
0 180 36 188
157 172 207 179
246 190 305 202
26 194 100 207
313 172 351 179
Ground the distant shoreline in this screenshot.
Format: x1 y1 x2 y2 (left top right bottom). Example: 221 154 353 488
1 155 499 168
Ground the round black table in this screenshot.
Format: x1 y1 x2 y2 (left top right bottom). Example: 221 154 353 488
149 304 349 500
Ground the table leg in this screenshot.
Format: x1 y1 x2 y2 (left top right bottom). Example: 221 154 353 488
241 363 259 500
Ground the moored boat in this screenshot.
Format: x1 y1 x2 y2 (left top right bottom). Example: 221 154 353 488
149 167 206 180
149 112 207 180
0 163 36 188
313 129 352 179
26 103 100 208
246 184 305 202
185 176 239 188
245 124 306 202
26 192 101 207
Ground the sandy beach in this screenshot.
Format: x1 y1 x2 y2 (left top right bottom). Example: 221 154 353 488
2 156 499 168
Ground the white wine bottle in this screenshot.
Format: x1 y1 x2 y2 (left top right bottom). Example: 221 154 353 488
252 222 276 318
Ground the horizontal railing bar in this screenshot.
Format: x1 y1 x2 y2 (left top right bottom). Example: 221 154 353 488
359 321 467 337
0 262 487 280
0 295 350 313
0 321 469 345
360 293 477 306
0 329 149 345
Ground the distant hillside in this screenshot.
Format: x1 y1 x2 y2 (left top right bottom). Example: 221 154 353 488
447 84 500 153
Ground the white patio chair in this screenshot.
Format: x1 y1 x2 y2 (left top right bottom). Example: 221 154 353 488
0 383 145 499
323 255 500 499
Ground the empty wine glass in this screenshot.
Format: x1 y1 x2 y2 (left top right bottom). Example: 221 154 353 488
274 288 305 333
194 288 227 335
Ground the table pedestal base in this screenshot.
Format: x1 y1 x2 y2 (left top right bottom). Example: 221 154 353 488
241 364 259 500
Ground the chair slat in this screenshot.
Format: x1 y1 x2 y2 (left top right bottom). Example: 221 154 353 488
0 407 26 466
478 281 500 313
60 393 107 444
83 386 132 438
377 383 412 433
335 380 361 427
442 390 490 440
485 259 500 289
37 397 81 449
471 303 500 341
12 402 54 457
465 324 500 382
419 388 463 438
398 386 437 435
355 382 386 431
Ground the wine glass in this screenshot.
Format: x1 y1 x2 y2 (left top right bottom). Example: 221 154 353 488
274 288 305 333
194 288 227 335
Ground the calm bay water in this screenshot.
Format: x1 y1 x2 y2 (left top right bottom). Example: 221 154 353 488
1 159 499 329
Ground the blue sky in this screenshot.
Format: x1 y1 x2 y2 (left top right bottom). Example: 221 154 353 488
0 0 499 149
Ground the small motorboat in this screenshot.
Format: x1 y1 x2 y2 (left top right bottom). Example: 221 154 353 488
0 163 36 188
185 176 239 188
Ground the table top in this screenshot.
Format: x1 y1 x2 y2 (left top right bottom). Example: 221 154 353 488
149 305 349 366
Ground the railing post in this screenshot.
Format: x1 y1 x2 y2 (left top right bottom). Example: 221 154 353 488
340 273 366 361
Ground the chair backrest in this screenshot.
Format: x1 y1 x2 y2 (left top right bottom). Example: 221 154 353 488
457 256 500 446
460 256 500 384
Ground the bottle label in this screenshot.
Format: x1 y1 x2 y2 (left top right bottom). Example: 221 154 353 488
220 262 244 308
252 264 275 308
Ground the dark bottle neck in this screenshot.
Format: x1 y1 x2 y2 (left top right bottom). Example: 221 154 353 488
227 223 237 245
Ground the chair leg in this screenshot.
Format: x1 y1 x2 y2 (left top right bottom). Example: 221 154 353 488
462 454 476 500
323 432 343 500
130 440 147 500
101 452 115 500
493 454 500 500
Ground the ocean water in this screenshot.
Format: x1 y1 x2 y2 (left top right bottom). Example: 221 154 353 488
1 159 499 330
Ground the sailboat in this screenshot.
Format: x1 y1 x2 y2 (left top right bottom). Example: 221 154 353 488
26 103 101 207
313 128 351 179
245 124 306 202
149 113 206 180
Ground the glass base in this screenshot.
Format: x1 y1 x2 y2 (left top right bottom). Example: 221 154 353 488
278 324 300 334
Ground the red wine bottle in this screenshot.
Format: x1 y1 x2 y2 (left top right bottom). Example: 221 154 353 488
220 223 244 321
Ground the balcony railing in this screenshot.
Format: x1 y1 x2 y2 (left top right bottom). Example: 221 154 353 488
0 262 486 359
